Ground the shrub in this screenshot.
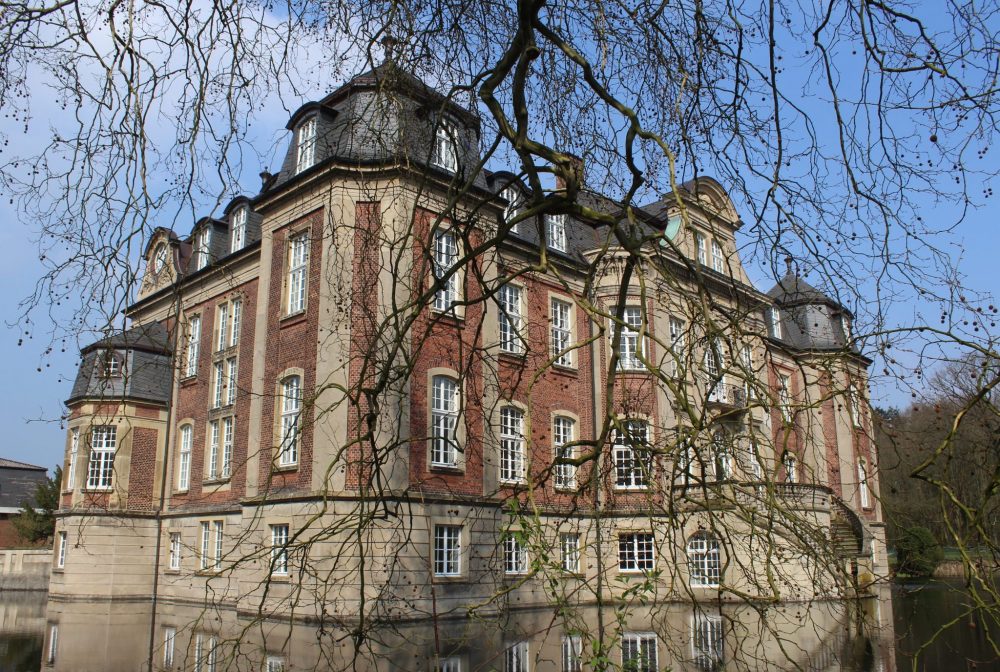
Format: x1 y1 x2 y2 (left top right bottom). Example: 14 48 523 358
895 525 944 577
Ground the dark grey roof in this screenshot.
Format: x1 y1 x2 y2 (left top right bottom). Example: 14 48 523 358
0 461 49 510
0 458 46 471
767 273 846 311
82 321 171 355
766 273 855 352
69 322 174 406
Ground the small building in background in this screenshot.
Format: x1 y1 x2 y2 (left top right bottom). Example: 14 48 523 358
0 458 49 548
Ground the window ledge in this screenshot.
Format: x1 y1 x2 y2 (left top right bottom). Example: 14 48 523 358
280 310 307 327
499 349 527 360
268 573 291 582
429 308 465 324
179 375 198 386
173 489 189 496
431 575 466 583
554 485 579 494
273 464 299 473
429 464 464 474
81 488 113 494
551 363 577 374
164 569 181 575
203 477 231 486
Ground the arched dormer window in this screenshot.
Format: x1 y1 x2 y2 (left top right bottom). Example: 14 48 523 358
687 531 721 587
193 226 212 271
501 185 522 231
230 205 248 253
295 116 317 174
432 119 459 172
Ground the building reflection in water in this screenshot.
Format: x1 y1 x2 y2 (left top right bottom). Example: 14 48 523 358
39 589 898 672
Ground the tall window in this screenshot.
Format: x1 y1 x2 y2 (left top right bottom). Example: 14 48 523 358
56 531 67 568
692 612 724 672
266 656 286 672
741 345 754 397
694 232 707 265
213 521 224 570
547 214 567 252
618 532 655 572
200 522 211 570
503 533 528 575
841 314 852 342
271 524 289 575
212 362 225 409
66 429 78 490
279 376 302 466
222 417 234 478
858 458 871 508
502 186 521 231
783 453 798 483
616 306 645 370
47 624 58 664
163 627 176 668
208 420 220 480
215 302 229 352
101 350 120 377
169 532 181 570
687 532 721 587
295 116 317 174
178 425 192 491
186 315 201 377
498 284 524 354
194 227 211 271
87 425 116 490
287 232 309 314
621 633 657 672
711 239 724 272
613 420 650 489
669 317 685 377
769 307 782 339
226 358 238 406
432 230 459 312
778 374 792 422
711 432 732 481
504 641 529 672
553 416 576 489
499 406 526 483
230 206 247 253
561 635 582 672
430 376 459 467
848 387 862 427
432 119 459 172
560 533 580 573
551 299 573 366
229 299 242 347
433 525 461 576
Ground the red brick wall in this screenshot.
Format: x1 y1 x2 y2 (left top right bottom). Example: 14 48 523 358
127 427 158 512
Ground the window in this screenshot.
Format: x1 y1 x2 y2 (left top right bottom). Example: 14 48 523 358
230 206 247 253
782 453 798 484
229 299 242 347
499 406 526 483
553 416 576 489
849 387 862 427
178 425 192 491
711 239 724 272
621 633 657 672
769 307 782 339
169 532 181 570
199 520 224 571
669 317 685 377
547 214 567 252
208 420 220 480
222 416 234 479
503 533 528 575
502 186 522 231
841 314 852 342
200 522 211 570
694 232 707 265
741 345 754 397
186 315 201 377
504 641 529 672
271 524 289 575
432 657 462 672
618 532 655 572
101 350 120 377
687 532 721 587
704 339 723 380
215 302 229 352
430 376 459 467
47 624 58 664
66 429 78 490
550 299 573 366
194 227 211 271
858 458 871 509
212 362 224 408
613 420 650 489
87 425 116 490
56 531 67 568
213 521 223 570
498 284 525 354
432 230 459 312
163 627 176 668
265 656 286 672
615 306 645 370
561 635 582 672
560 533 580 573
692 611 724 672
711 432 732 481
432 119 459 172
279 376 302 466
226 358 238 406
151 242 169 274
778 374 792 422
295 116 317 174
433 525 461 576
287 232 309 314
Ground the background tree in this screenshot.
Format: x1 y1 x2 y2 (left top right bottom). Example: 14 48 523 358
12 465 61 545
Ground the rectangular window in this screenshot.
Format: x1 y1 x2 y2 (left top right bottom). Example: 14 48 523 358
432 656 461 672
711 239 724 272
222 417 234 478
504 641 529 672
669 317 685 377
616 307 644 370
200 522 211 570
553 416 576 489
226 357 238 406
561 635 582 672
498 284 524 354
56 531 67 568
47 624 58 664
502 186 521 231
858 459 871 509
769 307 782 339
213 362 225 409
849 388 862 427
271 524 289 575
560 533 580 573
208 420 220 480
499 406 526 483
228 300 241 349
230 207 247 253
178 425 192 491
741 345 754 397
547 214 567 252
432 120 459 172
621 632 658 672
433 525 461 577
778 374 792 422
194 228 211 271
503 534 528 575
215 303 229 352
265 656 286 672
169 532 181 570
783 454 798 484
186 315 201 377
163 627 176 668
695 232 707 265
280 376 302 466
213 521 223 570
87 425 116 490
430 376 458 467
618 533 655 572
432 230 459 312
692 612 724 670
287 232 309 314
295 117 317 174
613 421 650 489
550 299 573 366
66 429 78 490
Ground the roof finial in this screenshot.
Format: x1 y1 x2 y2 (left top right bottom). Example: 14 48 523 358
382 35 397 63
784 255 794 277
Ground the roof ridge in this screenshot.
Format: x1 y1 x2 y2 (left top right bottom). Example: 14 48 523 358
0 457 48 470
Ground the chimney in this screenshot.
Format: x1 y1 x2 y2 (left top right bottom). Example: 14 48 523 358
260 171 273 190
554 154 585 192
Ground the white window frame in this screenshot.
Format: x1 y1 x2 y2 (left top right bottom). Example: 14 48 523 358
101 350 120 377
56 531 67 568
560 533 580 573
687 532 721 587
186 315 201 377
194 227 211 271
432 119 459 172
86 425 116 490
498 284 525 354
499 406 526 484
430 376 459 467
849 387 862 427
230 206 247 253
213 520 223 570
711 238 724 272
286 232 309 315
279 376 302 467
295 116 317 174
615 306 645 371
503 533 528 575
200 522 211 570
168 532 182 570
66 429 78 490
621 632 657 672
178 424 192 491
432 230 459 313
547 214 567 252
669 317 685 378
561 635 582 672
502 185 521 231
694 232 707 265
208 420 220 480
783 453 798 484
858 458 871 509
691 612 724 670
222 416 234 479
163 627 176 667
618 532 655 572
212 361 225 409
711 431 732 481
433 524 462 577
47 623 58 664
226 357 238 406
769 307 782 339
504 640 529 672
215 302 229 352
229 298 242 348
271 524 289 576
778 374 792 422
265 656 286 672
613 420 650 490
550 298 573 367
553 415 576 489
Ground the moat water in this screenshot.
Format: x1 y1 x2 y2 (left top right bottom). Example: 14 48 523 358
0 581 997 670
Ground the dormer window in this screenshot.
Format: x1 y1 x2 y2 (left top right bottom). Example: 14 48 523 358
840 314 851 342
194 227 211 271
150 242 169 275
432 120 459 172
230 206 247 253
100 351 121 378
295 117 317 174
769 307 782 339
711 239 724 272
547 214 567 252
694 232 707 265
502 186 522 232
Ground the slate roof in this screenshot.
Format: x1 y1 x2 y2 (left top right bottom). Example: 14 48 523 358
766 271 855 353
0 458 46 471
0 459 48 512
81 321 171 355
767 272 847 311
69 321 173 406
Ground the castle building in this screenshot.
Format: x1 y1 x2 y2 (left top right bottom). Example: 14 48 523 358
47 62 887 666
